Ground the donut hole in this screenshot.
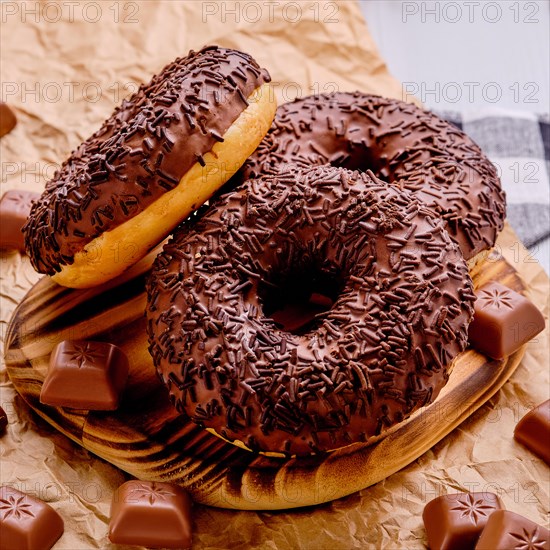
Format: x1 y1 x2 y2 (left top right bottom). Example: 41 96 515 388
326 148 386 179
259 266 343 335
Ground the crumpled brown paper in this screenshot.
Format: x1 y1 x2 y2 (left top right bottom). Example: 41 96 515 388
1 2 548 548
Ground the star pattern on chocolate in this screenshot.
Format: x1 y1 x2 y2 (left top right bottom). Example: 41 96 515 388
509 527 548 550
478 287 514 310
133 483 175 505
0 495 35 520
63 343 104 368
450 493 495 525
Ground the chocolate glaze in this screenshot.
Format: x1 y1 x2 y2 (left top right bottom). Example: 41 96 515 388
23 45 270 275
146 165 475 455
238 92 506 261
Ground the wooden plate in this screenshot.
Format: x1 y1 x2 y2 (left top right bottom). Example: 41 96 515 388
4 252 526 510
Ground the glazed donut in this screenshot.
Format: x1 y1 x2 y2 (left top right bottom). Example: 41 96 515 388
238 92 506 265
23 45 276 288
146 164 475 456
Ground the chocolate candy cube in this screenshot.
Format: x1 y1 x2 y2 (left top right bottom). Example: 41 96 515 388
0 190 40 251
423 492 504 550
0 485 64 550
468 282 545 359
514 399 550 465
109 480 192 548
0 406 7 433
476 510 549 550
0 102 17 138
40 340 129 410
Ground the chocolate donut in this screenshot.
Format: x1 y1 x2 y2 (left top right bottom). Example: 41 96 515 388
23 45 276 288
146 164 475 456
239 92 506 263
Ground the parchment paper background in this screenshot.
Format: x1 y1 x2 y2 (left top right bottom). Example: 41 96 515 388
1 1 548 548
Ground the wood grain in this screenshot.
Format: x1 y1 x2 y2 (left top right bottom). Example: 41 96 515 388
4 251 526 510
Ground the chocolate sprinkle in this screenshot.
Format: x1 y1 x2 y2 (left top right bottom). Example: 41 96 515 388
146 165 474 455
238 92 506 261
23 45 270 275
